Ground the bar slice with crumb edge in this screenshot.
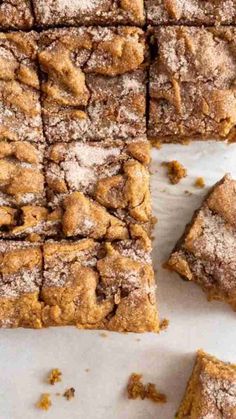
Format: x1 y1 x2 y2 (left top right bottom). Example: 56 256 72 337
166 174 236 311
38 27 147 143
176 350 236 418
146 0 236 25
0 241 43 328
45 138 152 241
42 228 159 332
33 0 145 26
0 1 33 29
148 26 236 143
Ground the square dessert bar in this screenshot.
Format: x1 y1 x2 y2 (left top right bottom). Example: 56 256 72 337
148 26 236 143
0 32 43 143
166 175 236 311
33 0 145 26
0 241 43 328
38 27 147 143
42 231 159 332
45 138 152 240
176 350 236 418
146 0 236 25
0 1 33 29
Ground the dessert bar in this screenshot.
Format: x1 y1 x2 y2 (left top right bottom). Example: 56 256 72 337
166 175 236 311
38 27 147 143
0 1 33 29
0 32 43 143
176 350 236 418
146 0 236 25
0 241 43 328
148 26 236 143
45 138 152 240
42 231 159 332
33 0 145 27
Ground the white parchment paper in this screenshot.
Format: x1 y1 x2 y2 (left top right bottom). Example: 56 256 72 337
1 141 236 419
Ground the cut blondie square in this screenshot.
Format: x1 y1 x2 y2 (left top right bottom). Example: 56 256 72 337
166 175 236 311
33 0 145 26
149 26 236 143
146 0 236 25
176 350 236 418
45 138 152 240
0 241 43 328
38 27 147 143
42 229 159 332
0 1 33 29
0 31 43 143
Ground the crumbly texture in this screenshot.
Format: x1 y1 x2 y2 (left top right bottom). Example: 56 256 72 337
38 27 147 143
63 388 75 401
0 1 33 29
149 26 236 143
127 373 167 403
0 241 43 328
195 177 205 189
42 229 159 332
162 160 187 184
33 0 145 26
45 139 152 240
166 174 236 311
0 32 43 143
176 350 236 418
146 0 236 25
48 369 62 385
36 393 52 411
159 318 169 331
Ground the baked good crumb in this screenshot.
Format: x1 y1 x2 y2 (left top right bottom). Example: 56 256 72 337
162 161 187 184
159 318 169 331
48 369 62 385
127 373 166 403
176 350 236 418
166 174 236 311
63 388 75 401
36 393 52 411
100 332 108 338
195 177 205 188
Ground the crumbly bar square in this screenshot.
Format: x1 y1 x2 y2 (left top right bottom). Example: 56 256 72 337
176 350 236 418
0 241 43 328
42 232 159 332
38 27 147 143
146 0 236 25
0 1 33 29
45 138 152 240
148 26 236 143
0 32 44 143
166 175 236 311
33 0 145 26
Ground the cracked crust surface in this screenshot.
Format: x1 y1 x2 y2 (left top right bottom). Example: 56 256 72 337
0 31 43 143
167 175 236 311
146 0 236 25
148 27 236 143
0 1 33 29
45 138 152 240
33 0 145 26
176 350 236 418
42 231 159 332
0 241 43 328
38 27 147 143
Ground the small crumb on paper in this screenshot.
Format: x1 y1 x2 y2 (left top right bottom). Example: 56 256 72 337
127 373 167 403
160 318 169 331
36 393 52 411
63 388 75 401
162 160 187 184
194 177 205 188
48 368 62 385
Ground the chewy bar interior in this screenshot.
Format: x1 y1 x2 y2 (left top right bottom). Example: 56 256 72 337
176 350 236 418
0 31 43 144
33 0 145 27
0 236 159 332
45 138 152 240
146 0 236 25
166 175 236 311
148 26 236 143
0 1 33 29
38 27 147 143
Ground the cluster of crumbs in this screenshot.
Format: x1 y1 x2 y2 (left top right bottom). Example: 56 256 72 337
36 394 52 411
63 388 76 401
162 161 187 184
48 368 62 385
127 373 167 403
